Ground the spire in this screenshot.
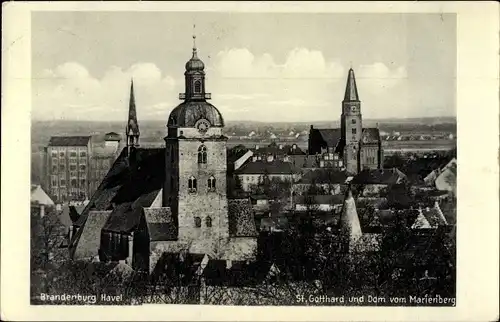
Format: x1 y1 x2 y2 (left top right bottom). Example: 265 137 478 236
343 68 360 102
125 79 140 154
192 24 198 58
339 187 363 251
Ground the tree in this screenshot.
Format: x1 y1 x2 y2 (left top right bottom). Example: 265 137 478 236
31 204 68 298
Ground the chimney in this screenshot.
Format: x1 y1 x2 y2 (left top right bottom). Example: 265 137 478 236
292 144 297 150
279 144 283 150
255 145 259 150
267 155 274 162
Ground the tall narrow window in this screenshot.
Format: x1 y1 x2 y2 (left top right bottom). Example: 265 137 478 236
352 128 357 134
207 176 216 192
206 216 212 227
198 145 207 164
351 119 356 124
194 80 202 93
188 176 197 192
194 216 201 228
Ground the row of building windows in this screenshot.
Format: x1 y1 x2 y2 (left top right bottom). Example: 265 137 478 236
187 175 216 193
52 164 87 173
194 216 211 228
51 151 87 158
51 178 87 187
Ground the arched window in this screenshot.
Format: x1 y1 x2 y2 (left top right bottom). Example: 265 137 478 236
198 145 207 164
188 176 197 192
194 216 201 228
206 216 212 227
207 176 216 191
194 80 202 93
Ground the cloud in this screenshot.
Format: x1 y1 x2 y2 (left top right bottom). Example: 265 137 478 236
32 62 178 121
357 62 407 93
32 53 410 122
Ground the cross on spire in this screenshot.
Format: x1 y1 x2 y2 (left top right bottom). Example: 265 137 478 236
193 24 197 50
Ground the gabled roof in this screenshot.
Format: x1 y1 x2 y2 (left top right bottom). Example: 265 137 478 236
104 132 121 141
228 199 258 237
297 169 349 184
421 204 448 227
352 168 407 185
72 210 112 259
314 128 342 149
361 128 380 143
235 160 299 175
70 147 165 257
411 212 431 229
144 207 177 241
48 136 91 147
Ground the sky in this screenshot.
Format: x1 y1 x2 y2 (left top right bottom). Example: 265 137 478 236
32 12 456 122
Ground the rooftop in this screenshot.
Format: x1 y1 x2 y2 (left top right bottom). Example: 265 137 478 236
48 136 91 147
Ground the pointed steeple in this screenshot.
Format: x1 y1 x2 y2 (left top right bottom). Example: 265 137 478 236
125 79 140 152
343 68 360 102
339 187 363 251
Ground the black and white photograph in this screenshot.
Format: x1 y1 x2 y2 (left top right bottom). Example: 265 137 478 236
2 1 499 321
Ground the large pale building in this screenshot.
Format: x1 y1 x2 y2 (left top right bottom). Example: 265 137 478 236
308 68 383 174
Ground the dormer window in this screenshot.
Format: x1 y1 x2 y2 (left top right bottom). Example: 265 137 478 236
194 80 202 93
188 176 197 193
198 145 207 164
207 176 216 192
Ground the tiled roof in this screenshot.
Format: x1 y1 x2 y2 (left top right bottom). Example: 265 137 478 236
104 132 121 141
72 210 112 259
294 194 344 205
421 204 448 227
315 129 342 148
228 199 258 237
48 136 91 147
70 147 164 257
352 168 407 185
297 169 348 184
235 160 299 175
144 207 177 241
411 212 431 229
361 128 380 143
252 143 306 157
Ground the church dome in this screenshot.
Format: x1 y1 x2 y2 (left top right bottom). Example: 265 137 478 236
185 54 205 71
168 101 224 128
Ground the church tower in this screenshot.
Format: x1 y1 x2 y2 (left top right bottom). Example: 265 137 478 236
341 68 362 174
125 79 140 155
163 34 229 257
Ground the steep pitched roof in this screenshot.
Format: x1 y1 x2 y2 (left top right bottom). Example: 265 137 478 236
70 147 164 256
421 204 448 227
72 210 112 259
411 211 431 229
235 160 299 175
48 136 91 147
343 68 359 101
143 207 178 241
297 169 349 184
361 128 380 143
228 199 258 237
126 80 140 136
352 168 407 185
315 129 342 148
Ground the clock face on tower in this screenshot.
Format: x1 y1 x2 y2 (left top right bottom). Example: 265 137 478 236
195 118 210 133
